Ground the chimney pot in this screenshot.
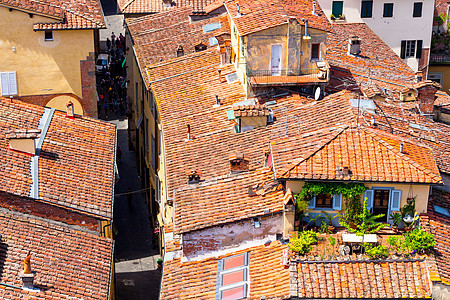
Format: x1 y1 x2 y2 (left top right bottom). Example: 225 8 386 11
400 142 404 153
20 251 39 292
66 101 74 118
216 94 220 106
218 69 222 82
348 36 361 55
186 124 191 141
230 152 249 173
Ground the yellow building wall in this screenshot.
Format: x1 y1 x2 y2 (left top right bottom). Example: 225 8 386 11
286 181 430 215
428 65 450 94
0 7 94 98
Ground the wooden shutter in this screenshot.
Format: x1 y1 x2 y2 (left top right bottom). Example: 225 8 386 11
416 40 423 58
400 40 406 59
332 1 343 16
8 72 17 95
364 190 374 211
332 193 342 210
308 196 316 209
390 190 401 211
0 72 8 96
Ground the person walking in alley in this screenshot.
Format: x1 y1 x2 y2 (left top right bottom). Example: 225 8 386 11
117 147 122 163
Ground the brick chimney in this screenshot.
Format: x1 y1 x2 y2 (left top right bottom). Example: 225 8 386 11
229 151 249 173
6 129 41 156
283 188 295 239
187 169 201 184
413 80 441 116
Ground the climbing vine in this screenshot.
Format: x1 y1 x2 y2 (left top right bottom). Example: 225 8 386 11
296 182 367 202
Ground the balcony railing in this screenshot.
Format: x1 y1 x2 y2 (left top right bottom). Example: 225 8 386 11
430 54 450 64
246 65 329 86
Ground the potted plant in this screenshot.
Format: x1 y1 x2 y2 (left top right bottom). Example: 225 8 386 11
389 212 402 232
401 200 417 231
307 213 324 231
321 211 338 233
342 198 388 236
330 14 336 20
294 194 309 231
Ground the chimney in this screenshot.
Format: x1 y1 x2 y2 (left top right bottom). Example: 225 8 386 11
215 94 220 106
283 188 295 239
302 19 311 40
229 151 249 173
413 80 441 116
20 251 39 292
400 142 404 153
348 36 361 55
312 0 316 15
218 68 222 82
6 129 41 156
66 101 74 119
187 169 201 184
186 124 191 141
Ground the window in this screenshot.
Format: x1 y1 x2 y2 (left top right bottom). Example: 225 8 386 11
311 43 320 60
364 188 401 223
332 1 343 17
400 40 422 59
428 73 444 85
308 193 342 210
406 40 416 57
315 193 333 208
413 2 423 17
135 82 139 112
216 253 249 300
383 3 393 17
195 43 207 52
0 71 18 96
361 1 373 18
44 30 53 41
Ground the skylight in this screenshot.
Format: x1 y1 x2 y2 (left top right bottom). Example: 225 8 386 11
433 204 450 217
226 73 238 83
216 253 249 300
203 22 221 33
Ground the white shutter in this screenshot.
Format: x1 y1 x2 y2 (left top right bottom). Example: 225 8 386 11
364 190 374 211
308 195 316 209
332 193 342 210
1 72 9 96
8 72 17 95
390 190 401 211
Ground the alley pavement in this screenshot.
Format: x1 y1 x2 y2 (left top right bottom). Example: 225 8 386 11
111 119 162 300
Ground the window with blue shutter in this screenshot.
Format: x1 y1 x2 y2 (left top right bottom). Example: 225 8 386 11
361 1 373 18
332 1 343 17
364 189 374 211
332 193 342 210
308 196 316 209
390 190 401 211
383 3 394 17
413 2 423 17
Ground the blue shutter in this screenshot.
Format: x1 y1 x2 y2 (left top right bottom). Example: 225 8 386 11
416 40 423 58
390 190 401 211
364 190 374 211
332 193 342 210
400 40 406 59
308 196 316 209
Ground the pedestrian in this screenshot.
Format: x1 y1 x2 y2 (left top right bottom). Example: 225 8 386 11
117 146 122 163
106 38 111 51
111 32 116 45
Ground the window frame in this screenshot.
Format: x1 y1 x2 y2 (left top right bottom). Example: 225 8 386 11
44 30 53 41
405 40 416 58
0 71 18 96
216 253 249 300
383 3 394 18
332 1 344 17
310 43 320 61
361 1 373 18
413 2 423 18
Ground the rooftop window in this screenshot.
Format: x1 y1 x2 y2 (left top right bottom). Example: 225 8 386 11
433 204 450 217
216 253 249 300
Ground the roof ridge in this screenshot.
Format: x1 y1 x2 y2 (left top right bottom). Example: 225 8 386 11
276 125 349 178
62 7 104 26
362 129 442 183
121 0 136 11
0 0 64 18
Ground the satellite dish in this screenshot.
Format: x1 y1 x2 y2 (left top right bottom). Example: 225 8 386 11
314 86 322 100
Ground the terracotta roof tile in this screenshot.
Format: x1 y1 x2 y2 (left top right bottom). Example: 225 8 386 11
292 259 432 298
225 0 332 36
119 0 215 14
160 241 290 299
422 189 450 285
0 0 105 30
0 207 113 299
0 97 116 219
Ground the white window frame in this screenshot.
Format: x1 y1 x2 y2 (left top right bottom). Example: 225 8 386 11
0 71 18 96
310 43 321 61
44 30 53 41
216 253 249 300
405 40 416 58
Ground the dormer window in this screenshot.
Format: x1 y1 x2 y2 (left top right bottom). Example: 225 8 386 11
176 46 184 57
229 152 249 173
195 43 207 52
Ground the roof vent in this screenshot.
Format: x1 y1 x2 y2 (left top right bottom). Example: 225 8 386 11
176 45 184 57
348 36 361 55
66 101 74 119
20 251 39 292
6 129 41 156
187 169 201 184
230 151 249 173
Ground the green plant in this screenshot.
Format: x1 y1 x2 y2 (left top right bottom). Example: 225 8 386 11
403 228 435 253
387 235 404 255
330 14 336 19
319 220 328 233
401 199 416 219
289 230 319 254
321 211 338 225
307 213 324 228
328 236 336 246
297 182 367 203
295 197 309 213
338 14 345 19
364 244 389 259
341 198 389 236
389 212 402 227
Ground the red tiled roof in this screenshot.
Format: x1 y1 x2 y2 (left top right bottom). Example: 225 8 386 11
126 7 227 85
326 23 416 93
0 208 113 299
272 126 442 184
225 0 332 36
160 241 290 299
0 97 116 219
174 169 284 233
118 0 215 14
422 189 450 285
0 0 105 30
292 259 432 298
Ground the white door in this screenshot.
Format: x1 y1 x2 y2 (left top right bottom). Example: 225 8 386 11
271 45 282 76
